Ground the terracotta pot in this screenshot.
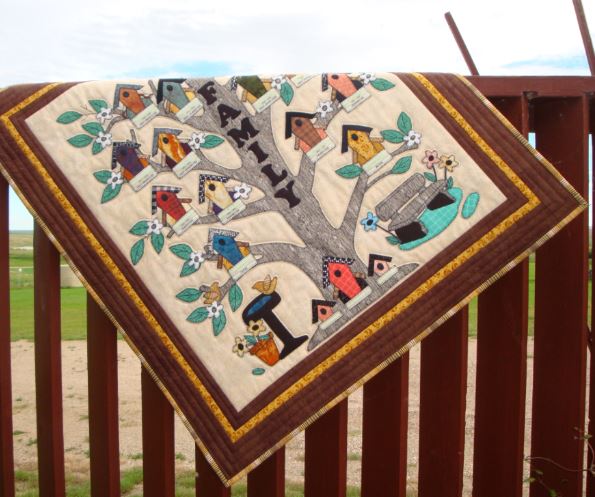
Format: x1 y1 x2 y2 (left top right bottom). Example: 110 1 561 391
249 333 280 366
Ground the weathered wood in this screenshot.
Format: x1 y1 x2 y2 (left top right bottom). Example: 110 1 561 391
444 12 479 75
247 448 285 497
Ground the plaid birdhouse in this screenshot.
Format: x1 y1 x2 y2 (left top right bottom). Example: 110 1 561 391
231 75 271 103
311 299 336 324
367 253 393 277
156 79 197 113
198 174 234 214
111 141 150 180
321 74 363 103
285 112 328 153
113 84 154 118
322 256 368 304
207 228 251 270
151 128 192 168
341 125 385 166
151 185 193 225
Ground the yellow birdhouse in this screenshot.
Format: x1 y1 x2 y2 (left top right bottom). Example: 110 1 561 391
341 125 384 166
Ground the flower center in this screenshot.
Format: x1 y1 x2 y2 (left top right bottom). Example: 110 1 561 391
429 155 434 161
446 160 452 165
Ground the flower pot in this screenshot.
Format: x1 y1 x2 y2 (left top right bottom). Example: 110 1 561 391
250 333 280 366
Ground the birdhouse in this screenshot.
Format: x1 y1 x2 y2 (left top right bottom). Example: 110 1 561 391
367 253 402 285
151 128 200 178
321 256 372 308
311 299 343 331
156 79 203 123
113 84 159 128
231 76 279 113
341 125 391 175
198 174 248 224
111 141 157 192
207 228 256 281
321 73 370 112
285 112 335 163
151 186 198 237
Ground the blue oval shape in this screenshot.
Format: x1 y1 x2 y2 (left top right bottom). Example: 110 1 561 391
461 192 480 219
252 368 265 376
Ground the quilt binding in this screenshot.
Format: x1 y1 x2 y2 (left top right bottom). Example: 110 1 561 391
0 74 587 486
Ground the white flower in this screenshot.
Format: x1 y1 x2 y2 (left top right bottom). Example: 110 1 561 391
96 107 113 124
359 73 377 85
207 301 223 319
95 131 112 149
188 132 206 151
188 251 205 269
146 219 163 235
403 130 422 147
233 183 252 200
270 75 287 90
232 336 248 358
107 171 123 190
316 100 334 118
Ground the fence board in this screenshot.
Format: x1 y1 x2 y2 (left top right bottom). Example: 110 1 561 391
304 399 348 497
0 177 14 497
588 99 595 497
361 354 409 497
531 96 589 497
33 224 65 497
472 96 530 497
247 448 285 497
141 368 175 497
195 447 230 497
418 308 468 497
87 296 120 497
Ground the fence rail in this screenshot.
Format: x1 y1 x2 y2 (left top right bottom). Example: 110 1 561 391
0 76 594 497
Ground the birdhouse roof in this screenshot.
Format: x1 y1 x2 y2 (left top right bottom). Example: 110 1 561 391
151 127 183 156
156 78 187 104
207 228 239 244
285 111 317 139
311 299 336 324
151 185 182 214
322 255 354 288
111 140 140 170
341 124 373 153
367 253 393 276
198 174 229 204
112 83 143 108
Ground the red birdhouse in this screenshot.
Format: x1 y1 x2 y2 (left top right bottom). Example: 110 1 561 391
322 256 367 304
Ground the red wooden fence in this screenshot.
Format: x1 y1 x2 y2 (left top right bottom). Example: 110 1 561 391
0 76 593 497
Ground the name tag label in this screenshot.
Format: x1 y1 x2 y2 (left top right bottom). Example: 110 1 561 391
172 208 199 236
306 136 335 163
229 254 257 281
252 89 280 113
131 103 160 128
128 166 157 192
340 87 370 113
217 199 246 224
291 74 314 87
172 151 201 178
176 98 203 123
346 286 372 309
363 149 391 176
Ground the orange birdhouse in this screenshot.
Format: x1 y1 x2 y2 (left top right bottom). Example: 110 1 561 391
322 256 368 304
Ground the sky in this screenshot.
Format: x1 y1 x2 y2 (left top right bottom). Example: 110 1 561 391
1 0 593 229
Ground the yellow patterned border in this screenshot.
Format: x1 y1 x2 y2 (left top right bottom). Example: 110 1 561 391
0 75 544 445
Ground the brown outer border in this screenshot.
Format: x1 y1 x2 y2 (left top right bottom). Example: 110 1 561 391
0 74 583 481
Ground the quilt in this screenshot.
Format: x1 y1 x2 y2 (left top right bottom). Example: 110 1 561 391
0 72 585 485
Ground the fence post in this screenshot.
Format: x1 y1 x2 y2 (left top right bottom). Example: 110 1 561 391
195 446 230 497
247 448 285 497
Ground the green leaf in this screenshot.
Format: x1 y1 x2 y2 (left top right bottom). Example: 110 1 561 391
370 78 395 91
391 156 412 174
397 112 412 134
380 129 404 143
447 176 454 188
424 172 437 182
180 260 198 277
56 111 82 124
101 183 122 204
88 99 108 113
252 368 265 376
187 307 209 323
386 235 400 245
228 284 243 312
212 310 227 336
130 239 145 265
67 134 93 148
82 122 104 136
176 288 203 303
151 233 164 254
279 81 294 105
91 142 103 155
170 243 193 260
335 164 363 179
93 170 112 183
129 220 149 236
244 335 258 345
201 135 224 149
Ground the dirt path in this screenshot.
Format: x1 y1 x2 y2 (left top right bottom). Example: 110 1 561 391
10 338 535 494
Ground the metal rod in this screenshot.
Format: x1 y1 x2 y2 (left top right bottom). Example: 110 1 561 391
444 11 479 76
572 0 595 75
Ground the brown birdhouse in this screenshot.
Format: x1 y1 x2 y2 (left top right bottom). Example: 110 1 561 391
113 84 154 118
341 125 385 166
285 112 327 153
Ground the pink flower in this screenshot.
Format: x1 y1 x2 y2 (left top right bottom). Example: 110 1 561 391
422 150 440 169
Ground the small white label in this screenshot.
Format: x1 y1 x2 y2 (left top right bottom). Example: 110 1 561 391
175 98 203 123
363 149 392 176
172 208 199 236
346 286 372 309
291 74 314 87
128 166 157 192
319 311 343 330
306 136 335 163
229 254 257 281
377 265 399 285
172 151 200 178
340 87 370 113
217 199 246 225
131 103 160 128
252 89 280 113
